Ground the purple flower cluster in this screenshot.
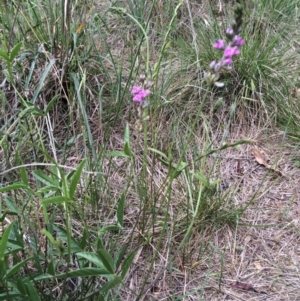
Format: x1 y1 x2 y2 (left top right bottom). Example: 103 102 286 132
210 33 244 72
204 5 244 87
131 74 152 106
131 86 151 104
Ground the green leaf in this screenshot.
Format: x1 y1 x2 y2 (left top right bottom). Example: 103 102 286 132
0 183 28 193
17 278 27 295
24 279 41 301
98 226 121 236
42 196 70 205
107 151 130 158
69 159 86 199
148 147 168 160
45 95 60 114
0 50 9 61
53 225 82 253
98 249 115 274
32 170 59 187
80 226 89 249
121 251 135 279
32 59 56 104
124 123 132 157
116 193 125 228
5 197 21 215
77 252 103 268
40 229 56 245
6 257 32 278
0 222 14 259
55 267 112 279
99 276 122 296
124 142 132 157
9 41 22 62
47 258 55 276
0 291 22 300
114 245 126 269
20 167 29 186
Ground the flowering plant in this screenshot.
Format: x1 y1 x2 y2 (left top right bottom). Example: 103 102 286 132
131 74 152 131
205 6 244 87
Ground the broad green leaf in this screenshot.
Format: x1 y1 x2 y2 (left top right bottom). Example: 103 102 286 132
0 222 14 259
41 196 70 205
121 251 135 279
0 50 9 61
69 159 86 199
0 183 28 192
116 193 125 228
98 249 115 274
9 41 22 61
107 151 130 158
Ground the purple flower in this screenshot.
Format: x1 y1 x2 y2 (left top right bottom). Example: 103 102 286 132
213 39 225 50
232 35 244 46
224 46 240 58
131 85 142 95
226 27 234 36
221 58 233 65
131 86 151 106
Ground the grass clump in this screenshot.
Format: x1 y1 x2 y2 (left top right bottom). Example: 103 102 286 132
1 0 300 300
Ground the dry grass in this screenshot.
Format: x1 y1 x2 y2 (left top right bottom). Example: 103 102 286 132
1 0 300 300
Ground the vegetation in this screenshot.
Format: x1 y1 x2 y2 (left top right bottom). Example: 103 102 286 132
1 0 300 300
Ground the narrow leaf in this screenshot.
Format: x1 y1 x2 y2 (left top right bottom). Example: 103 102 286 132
9 41 23 61
121 251 135 279
0 183 28 192
69 159 86 199
77 252 103 268
41 196 70 205
55 267 112 279
0 222 14 259
6 257 32 278
98 249 115 274
45 95 60 114
99 276 122 296
116 193 125 228
0 50 9 61
32 59 56 104
107 151 130 158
